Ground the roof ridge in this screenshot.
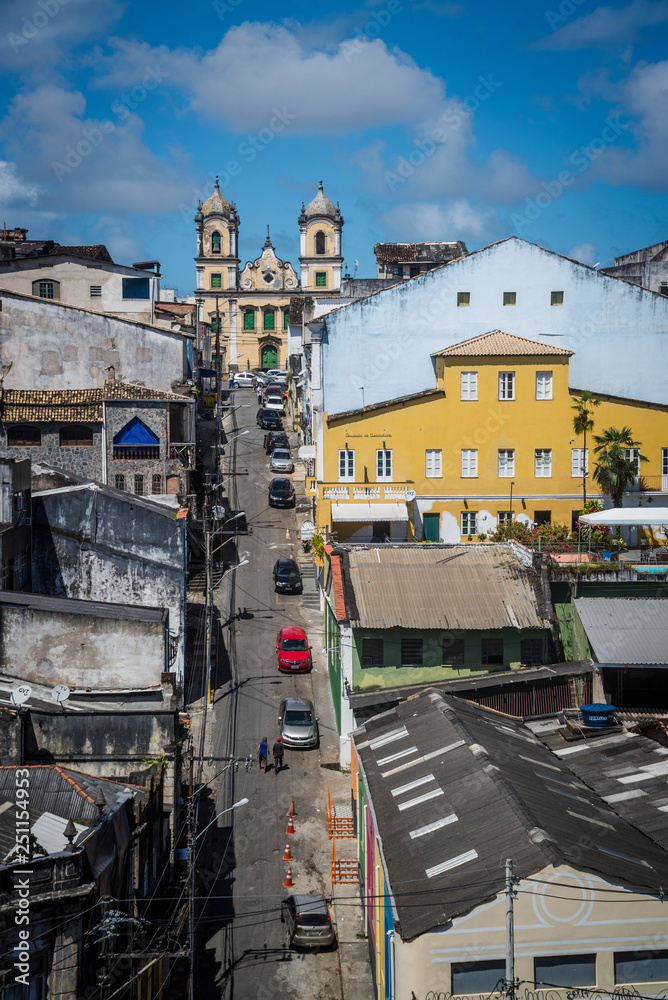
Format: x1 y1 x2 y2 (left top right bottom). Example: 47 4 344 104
54 764 96 804
432 329 574 357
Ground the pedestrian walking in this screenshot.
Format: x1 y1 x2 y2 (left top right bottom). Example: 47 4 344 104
272 736 284 775
257 736 269 773
256 385 263 405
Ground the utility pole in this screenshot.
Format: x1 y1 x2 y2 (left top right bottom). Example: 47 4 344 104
203 472 214 707
505 858 516 1000
215 296 222 474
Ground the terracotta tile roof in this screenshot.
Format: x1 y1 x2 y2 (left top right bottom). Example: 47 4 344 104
326 546 347 622
374 241 468 264
0 381 188 423
431 330 574 358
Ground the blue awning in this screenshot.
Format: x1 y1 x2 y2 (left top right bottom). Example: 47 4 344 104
113 417 159 446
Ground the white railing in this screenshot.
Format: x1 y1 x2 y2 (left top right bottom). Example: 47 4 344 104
384 486 408 499
353 486 381 499
323 486 350 499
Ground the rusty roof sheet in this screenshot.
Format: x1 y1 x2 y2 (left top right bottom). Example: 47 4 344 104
374 241 468 264
432 330 574 357
342 543 544 630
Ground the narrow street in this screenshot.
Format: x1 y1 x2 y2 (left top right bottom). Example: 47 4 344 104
190 389 346 1000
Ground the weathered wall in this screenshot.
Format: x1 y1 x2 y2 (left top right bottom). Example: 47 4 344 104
0 425 104 479
105 400 191 494
0 604 165 690
32 486 186 677
321 237 668 413
0 289 190 391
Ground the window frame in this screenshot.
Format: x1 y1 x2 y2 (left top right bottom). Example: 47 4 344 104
456 291 470 307
551 290 564 306
361 637 383 667
7 424 41 447
503 291 516 306
243 310 255 331
425 449 442 478
461 449 478 478
442 634 465 665
536 370 553 400
535 954 596 988
615 949 668 984
625 448 641 474
534 448 552 478
460 371 478 401
571 448 589 477
452 960 505 996
115 474 126 491
263 310 275 331
211 231 221 254
152 474 163 495
662 447 668 476
400 638 423 666
210 273 222 289
134 474 145 496
481 637 504 665
338 449 355 481
376 448 393 481
498 371 515 401
59 424 94 448
315 231 326 255
315 272 327 288
32 278 60 300
122 277 150 299
461 511 477 537
498 448 515 477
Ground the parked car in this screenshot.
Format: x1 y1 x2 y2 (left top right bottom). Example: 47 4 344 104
268 478 295 508
252 371 270 385
256 408 283 430
281 895 336 949
233 371 256 388
278 697 318 748
270 448 294 474
273 558 302 593
276 626 312 672
264 396 285 415
264 431 289 454
266 369 288 382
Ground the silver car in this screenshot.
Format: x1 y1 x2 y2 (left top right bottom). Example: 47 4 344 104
270 448 294 473
278 697 318 748
281 895 336 949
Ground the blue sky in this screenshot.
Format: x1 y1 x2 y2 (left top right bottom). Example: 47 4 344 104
2 0 668 293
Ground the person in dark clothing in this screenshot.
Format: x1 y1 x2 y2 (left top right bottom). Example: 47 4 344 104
272 736 284 774
257 736 269 773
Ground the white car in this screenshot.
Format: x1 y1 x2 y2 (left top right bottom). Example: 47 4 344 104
233 371 256 387
270 448 294 473
264 395 285 415
265 369 288 382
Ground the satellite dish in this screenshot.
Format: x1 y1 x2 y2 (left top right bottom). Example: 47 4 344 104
52 685 71 704
405 489 417 501
10 684 32 706
172 323 181 331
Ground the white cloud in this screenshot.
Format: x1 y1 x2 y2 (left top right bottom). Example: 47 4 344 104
569 242 599 265
0 160 39 203
379 200 498 245
91 23 446 133
0 86 192 215
533 0 668 50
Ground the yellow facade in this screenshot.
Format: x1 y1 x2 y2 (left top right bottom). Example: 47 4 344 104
314 331 668 543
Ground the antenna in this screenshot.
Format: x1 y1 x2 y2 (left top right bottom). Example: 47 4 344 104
11 684 32 706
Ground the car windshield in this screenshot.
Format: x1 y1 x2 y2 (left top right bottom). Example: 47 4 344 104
277 565 297 579
285 710 313 725
273 482 291 494
281 637 308 651
273 450 291 460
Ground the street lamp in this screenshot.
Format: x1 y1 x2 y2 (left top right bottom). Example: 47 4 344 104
213 559 249 589
193 797 249 843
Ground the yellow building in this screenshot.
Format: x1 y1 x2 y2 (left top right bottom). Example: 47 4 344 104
313 330 668 544
194 178 343 371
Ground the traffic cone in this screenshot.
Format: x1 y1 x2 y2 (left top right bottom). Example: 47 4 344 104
282 842 293 862
286 815 296 836
283 866 295 889
286 528 291 541
286 800 296 819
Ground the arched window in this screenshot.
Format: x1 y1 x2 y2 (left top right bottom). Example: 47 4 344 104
315 231 326 255
59 425 93 447
32 279 60 300
113 417 159 461
211 231 221 254
7 425 41 446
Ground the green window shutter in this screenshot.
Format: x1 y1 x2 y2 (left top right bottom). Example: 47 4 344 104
211 319 219 334
315 272 326 287
284 312 289 330
244 311 255 330
264 311 275 331
211 273 222 289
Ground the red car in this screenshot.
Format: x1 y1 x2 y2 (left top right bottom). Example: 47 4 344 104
276 626 312 672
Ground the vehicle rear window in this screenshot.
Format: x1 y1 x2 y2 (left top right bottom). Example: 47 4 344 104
297 913 329 927
285 710 313 725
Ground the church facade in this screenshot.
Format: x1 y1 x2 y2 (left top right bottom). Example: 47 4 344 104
194 179 344 371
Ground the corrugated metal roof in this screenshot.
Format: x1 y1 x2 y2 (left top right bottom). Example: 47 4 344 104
353 692 668 941
574 597 668 665
431 330 574 357
343 544 544 630
0 589 167 623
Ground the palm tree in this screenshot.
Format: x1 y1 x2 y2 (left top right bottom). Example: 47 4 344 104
571 391 601 506
593 426 648 507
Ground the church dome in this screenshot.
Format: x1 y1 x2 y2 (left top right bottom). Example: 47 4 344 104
304 180 336 218
202 177 232 218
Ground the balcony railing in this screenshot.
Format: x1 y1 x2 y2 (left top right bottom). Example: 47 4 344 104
169 443 196 469
319 484 413 501
625 475 668 493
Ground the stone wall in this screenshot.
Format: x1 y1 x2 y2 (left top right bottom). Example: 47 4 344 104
0 425 103 479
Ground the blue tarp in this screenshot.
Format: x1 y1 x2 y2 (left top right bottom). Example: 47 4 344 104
113 417 159 446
